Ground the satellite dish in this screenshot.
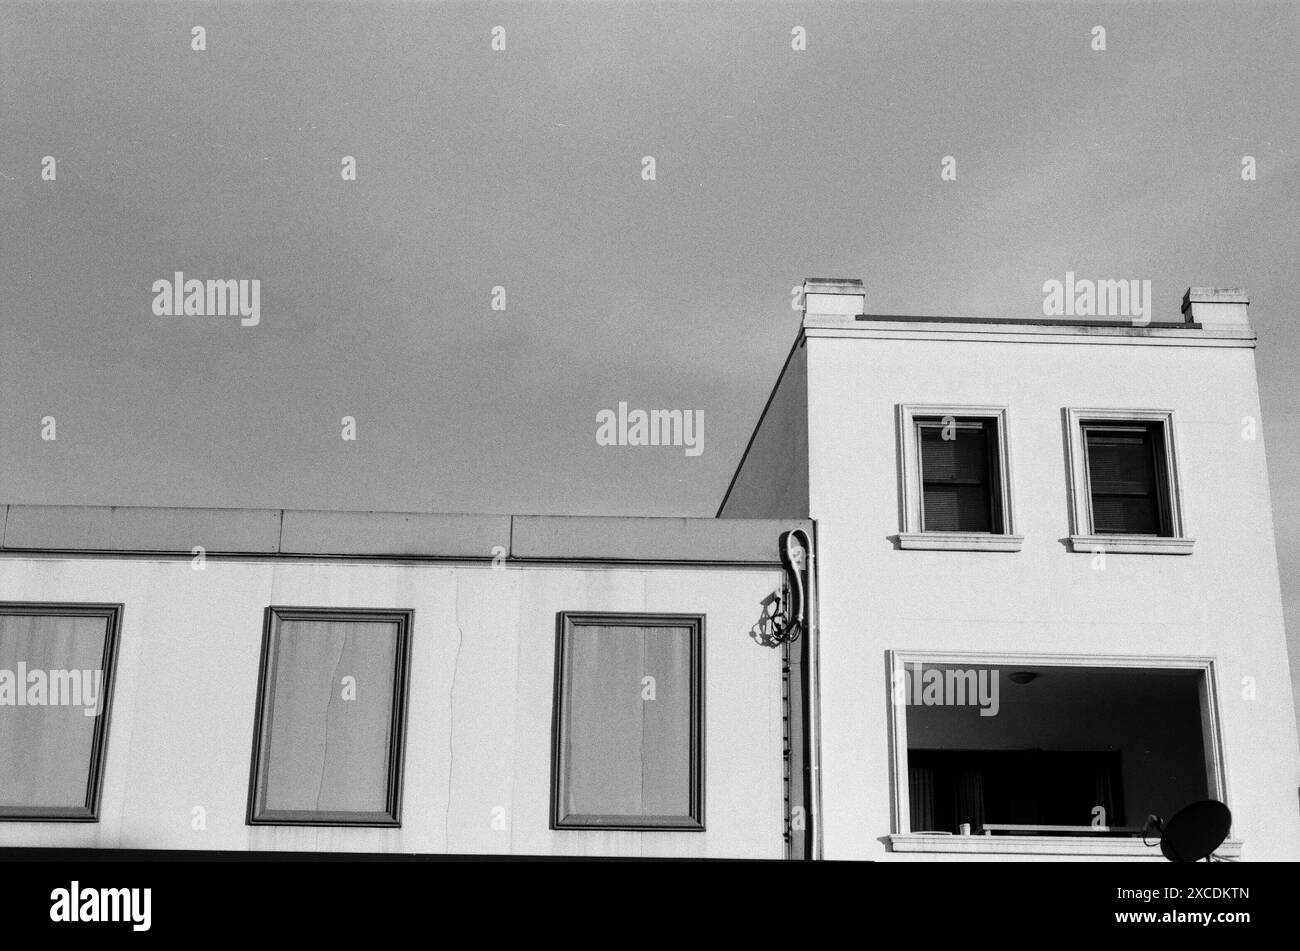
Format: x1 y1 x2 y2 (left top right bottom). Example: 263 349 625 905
1153 800 1232 862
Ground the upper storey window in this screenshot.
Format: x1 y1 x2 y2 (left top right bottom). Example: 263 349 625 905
1066 409 1193 555
898 405 1021 552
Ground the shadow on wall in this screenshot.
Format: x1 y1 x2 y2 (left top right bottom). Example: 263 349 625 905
749 591 789 649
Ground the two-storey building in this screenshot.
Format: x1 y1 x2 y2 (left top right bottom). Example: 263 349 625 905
722 279 1300 860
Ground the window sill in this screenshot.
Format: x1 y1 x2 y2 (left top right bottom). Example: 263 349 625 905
554 817 705 831
889 833 1242 858
898 533 1024 552
1069 535 1195 555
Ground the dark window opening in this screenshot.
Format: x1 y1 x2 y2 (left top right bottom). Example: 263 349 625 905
903 664 1211 839
908 749 1125 835
1083 423 1170 535
919 419 1002 533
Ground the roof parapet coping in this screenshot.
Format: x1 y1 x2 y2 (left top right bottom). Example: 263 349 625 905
0 504 809 566
799 277 1252 333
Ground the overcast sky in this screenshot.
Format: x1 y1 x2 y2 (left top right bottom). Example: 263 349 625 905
3 1 1299 703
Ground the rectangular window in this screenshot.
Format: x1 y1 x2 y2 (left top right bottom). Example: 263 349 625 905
897 405 1020 551
551 613 703 830
1065 409 1190 553
919 419 1001 532
0 603 122 821
247 607 412 826
1083 423 1167 535
889 653 1228 857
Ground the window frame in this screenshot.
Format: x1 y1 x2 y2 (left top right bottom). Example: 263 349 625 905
246 606 414 828
550 611 705 832
0 602 124 823
896 404 1022 551
886 649 1234 857
1065 408 1193 554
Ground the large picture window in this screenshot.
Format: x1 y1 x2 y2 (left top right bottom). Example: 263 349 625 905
887 652 1232 856
551 612 704 830
247 607 413 826
0 603 123 821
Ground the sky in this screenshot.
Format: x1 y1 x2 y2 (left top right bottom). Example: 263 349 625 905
3 1 1299 699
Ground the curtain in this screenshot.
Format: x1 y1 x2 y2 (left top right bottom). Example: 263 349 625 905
908 766 936 831
0 613 108 808
1094 763 1117 827
260 619 398 814
955 768 986 834
561 624 692 819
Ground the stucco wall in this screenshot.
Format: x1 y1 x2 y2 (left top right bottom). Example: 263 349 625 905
0 557 787 857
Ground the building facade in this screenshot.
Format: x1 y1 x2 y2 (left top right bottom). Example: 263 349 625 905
1 279 1298 860
0 513 805 857
722 279 1300 860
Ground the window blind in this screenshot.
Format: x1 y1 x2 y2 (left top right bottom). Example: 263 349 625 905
554 614 702 829
0 609 115 819
1085 427 1163 534
920 422 997 532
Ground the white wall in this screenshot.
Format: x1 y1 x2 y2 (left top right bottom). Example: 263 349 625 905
806 332 1300 860
0 557 787 857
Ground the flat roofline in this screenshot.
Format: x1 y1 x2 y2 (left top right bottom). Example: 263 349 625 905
802 317 1255 347
0 505 807 566
855 314 1201 329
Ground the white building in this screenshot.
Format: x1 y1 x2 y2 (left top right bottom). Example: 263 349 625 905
722 279 1300 860
1 279 1297 860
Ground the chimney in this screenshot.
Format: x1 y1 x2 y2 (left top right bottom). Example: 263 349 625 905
1181 287 1250 330
803 278 865 321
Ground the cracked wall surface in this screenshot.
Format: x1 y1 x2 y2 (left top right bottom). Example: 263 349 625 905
0 556 787 858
